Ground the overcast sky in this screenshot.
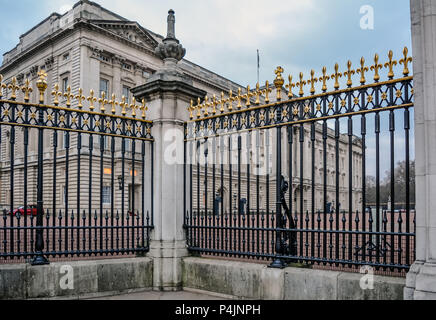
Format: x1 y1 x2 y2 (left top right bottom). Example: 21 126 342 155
0 0 414 177
0 0 411 85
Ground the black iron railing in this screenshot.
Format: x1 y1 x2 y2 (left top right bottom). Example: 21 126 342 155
0 71 154 264
184 48 416 273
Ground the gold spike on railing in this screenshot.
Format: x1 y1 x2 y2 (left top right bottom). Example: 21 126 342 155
109 94 118 115
0 74 6 98
219 92 226 112
130 97 139 118
296 72 306 97
286 75 295 98
87 90 97 111
195 97 201 118
344 61 355 87
98 91 108 113
399 46 413 76
263 81 272 104
21 79 33 102
203 96 209 116
51 83 62 105
64 86 74 107
254 83 262 105
319 67 330 92
8 77 20 100
140 99 148 120
120 96 127 116
235 88 243 109
188 100 194 120
308 70 318 95
370 54 383 82
331 63 342 90
76 88 86 110
243 85 252 107
228 90 234 111
36 70 48 103
274 66 285 101
356 57 369 85
385 50 397 79
212 94 218 114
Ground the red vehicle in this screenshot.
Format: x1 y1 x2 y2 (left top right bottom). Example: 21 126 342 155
8 205 42 216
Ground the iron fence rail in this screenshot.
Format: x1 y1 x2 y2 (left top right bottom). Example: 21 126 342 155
184 49 416 273
0 71 154 264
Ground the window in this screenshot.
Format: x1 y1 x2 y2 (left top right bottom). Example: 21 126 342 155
62 77 69 93
122 63 132 71
122 86 131 104
100 79 109 98
63 53 70 61
102 186 111 204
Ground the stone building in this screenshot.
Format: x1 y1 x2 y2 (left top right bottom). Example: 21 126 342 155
0 0 362 216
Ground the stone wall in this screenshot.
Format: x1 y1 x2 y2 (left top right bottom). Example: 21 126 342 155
0 258 153 300
182 257 405 300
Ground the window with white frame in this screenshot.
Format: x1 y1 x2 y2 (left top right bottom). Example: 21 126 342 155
62 77 69 93
122 85 131 104
102 186 111 204
100 78 109 97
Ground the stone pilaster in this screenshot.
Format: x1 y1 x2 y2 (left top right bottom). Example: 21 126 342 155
405 0 436 300
131 9 206 291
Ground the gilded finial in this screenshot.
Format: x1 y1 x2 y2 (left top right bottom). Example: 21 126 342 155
120 96 127 115
263 81 272 104
87 89 97 111
98 91 108 113
129 97 138 118
296 72 306 97
308 70 318 95
76 88 86 110
344 61 355 87
236 88 243 109
8 77 20 100
212 94 218 114
140 99 148 119
331 63 342 90
356 57 369 85
385 50 397 79
399 46 412 76
195 97 202 118
220 92 226 113
64 86 74 107
285 75 295 98
36 70 48 103
319 67 330 92
51 83 62 105
203 96 209 116
189 100 194 120
227 90 234 112
370 54 383 82
21 79 33 102
243 85 253 107
274 66 285 101
254 84 262 105
109 93 118 115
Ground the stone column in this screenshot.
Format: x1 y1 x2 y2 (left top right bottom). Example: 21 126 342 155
405 0 436 300
132 9 206 291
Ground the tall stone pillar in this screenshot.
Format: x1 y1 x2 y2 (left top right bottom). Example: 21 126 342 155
132 9 206 291
405 0 436 300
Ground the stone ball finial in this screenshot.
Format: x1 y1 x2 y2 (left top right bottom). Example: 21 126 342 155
155 9 186 62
